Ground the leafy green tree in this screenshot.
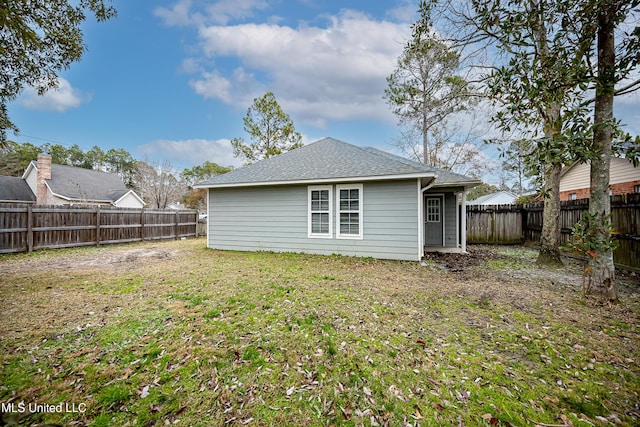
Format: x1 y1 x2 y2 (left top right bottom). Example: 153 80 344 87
0 141 39 176
384 30 472 166
0 0 117 145
231 92 303 164
467 183 500 202
85 146 106 170
104 148 136 187
182 161 233 210
182 161 232 187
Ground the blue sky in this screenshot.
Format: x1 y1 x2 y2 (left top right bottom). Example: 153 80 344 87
8 0 640 181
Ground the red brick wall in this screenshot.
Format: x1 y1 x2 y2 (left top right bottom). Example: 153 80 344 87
611 180 640 196
559 180 640 201
559 187 591 201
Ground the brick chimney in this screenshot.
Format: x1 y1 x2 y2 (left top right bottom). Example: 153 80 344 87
36 154 52 205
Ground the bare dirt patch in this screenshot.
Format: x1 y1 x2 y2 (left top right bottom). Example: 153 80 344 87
0 241 181 274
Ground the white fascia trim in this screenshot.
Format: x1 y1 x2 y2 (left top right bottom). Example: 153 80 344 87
193 172 437 189
21 161 37 180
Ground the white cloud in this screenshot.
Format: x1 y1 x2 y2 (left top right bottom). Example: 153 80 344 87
136 138 243 169
183 8 409 126
154 0 269 27
18 78 89 112
154 0 195 26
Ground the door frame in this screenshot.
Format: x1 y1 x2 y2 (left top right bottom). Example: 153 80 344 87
424 193 445 246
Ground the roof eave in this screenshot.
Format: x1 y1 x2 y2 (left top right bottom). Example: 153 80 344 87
430 179 483 190
194 172 438 189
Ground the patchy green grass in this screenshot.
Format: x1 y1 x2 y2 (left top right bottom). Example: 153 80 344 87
0 239 638 426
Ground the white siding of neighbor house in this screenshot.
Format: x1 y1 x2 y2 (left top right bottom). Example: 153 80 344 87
207 180 421 261
115 192 144 209
560 158 640 192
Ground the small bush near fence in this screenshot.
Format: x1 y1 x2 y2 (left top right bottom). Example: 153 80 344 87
466 193 640 270
0 204 199 254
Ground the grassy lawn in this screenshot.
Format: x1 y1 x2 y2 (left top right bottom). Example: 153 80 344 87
0 239 638 426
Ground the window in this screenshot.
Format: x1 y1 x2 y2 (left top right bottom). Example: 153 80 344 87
426 198 440 222
635 184 640 194
308 186 332 237
569 193 577 200
336 184 363 239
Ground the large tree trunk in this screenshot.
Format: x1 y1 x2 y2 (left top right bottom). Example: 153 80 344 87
587 1 617 302
536 101 563 267
537 162 563 266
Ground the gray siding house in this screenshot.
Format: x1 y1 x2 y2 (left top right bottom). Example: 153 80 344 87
195 138 480 261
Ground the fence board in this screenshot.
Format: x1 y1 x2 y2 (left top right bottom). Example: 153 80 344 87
466 193 640 270
0 204 198 254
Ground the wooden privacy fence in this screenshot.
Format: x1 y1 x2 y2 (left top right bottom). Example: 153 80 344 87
0 204 199 254
466 193 640 269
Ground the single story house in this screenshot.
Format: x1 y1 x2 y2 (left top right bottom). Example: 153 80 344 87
467 190 518 205
7 154 145 208
195 137 480 261
560 157 640 201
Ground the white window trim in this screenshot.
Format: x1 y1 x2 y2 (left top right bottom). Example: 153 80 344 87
336 184 363 240
308 185 333 238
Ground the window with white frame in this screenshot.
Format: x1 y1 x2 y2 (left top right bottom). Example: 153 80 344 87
308 186 332 237
336 184 363 239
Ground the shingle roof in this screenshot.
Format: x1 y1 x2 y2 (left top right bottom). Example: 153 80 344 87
196 137 479 188
0 176 36 202
35 162 132 203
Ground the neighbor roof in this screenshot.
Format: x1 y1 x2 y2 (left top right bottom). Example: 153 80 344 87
25 161 136 203
195 137 480 189
0 176 36 203
468 191 517 205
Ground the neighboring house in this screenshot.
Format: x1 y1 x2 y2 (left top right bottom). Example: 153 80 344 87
3 154 145 208
560 157 640 201
195 137 480 261
0 176 37 204
468 191 517 205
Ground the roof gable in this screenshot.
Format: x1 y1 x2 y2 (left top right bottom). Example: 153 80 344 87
196 137 479 188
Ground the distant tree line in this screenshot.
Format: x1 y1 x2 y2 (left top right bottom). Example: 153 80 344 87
0 141 231 210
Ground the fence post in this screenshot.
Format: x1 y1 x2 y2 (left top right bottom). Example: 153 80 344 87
175 211 179 240
27 205 33 252
140 209 145 242
96 205 101 247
